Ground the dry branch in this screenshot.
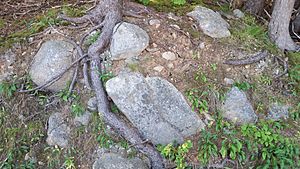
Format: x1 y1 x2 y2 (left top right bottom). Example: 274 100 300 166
224 50 268 65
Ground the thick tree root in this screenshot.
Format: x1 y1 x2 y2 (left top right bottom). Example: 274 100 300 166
224 50 268 65
61 0 165 168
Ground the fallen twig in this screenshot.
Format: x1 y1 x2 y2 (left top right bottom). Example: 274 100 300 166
274 55 288 78
224 50 268 65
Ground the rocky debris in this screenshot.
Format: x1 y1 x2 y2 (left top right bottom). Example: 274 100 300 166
167 12 180 21
110 22 149 60
87 97 97 112
267 103 289 120
93 153 149 169
0 49 16 82
29 40 75 92
222 87 257 124
224 77 234 85
74 111 92 126
153 65 164 72
198 42 205 49
233 9 245 18
167 63 174 69
106 72 205 145
187 6 231 38
46 113 70 148
162 51 177 61
149 19 161 28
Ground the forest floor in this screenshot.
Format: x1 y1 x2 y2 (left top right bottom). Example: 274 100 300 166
0 0 299 169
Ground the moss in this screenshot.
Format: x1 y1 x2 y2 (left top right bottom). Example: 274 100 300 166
62 6 87 17
148 0 204 16
0 19 5 29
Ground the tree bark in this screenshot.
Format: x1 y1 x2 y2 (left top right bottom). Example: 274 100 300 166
244 0 265 15
268 0 298 51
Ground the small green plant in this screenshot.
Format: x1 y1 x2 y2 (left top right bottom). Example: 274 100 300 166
210 63 217 71
157 140 193 169
258 75 272 86
45 146 62 168
220 137 245 162
195 67 207 83
186 89 209 113
71 103 85 117
233 81 253 91
100 71 114 84
0 80 17 98
86 31 101 46
198 130 218 165
92 113 114 148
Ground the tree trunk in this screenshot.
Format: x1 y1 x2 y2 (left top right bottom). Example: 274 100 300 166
268 0 298 51
244 0 265 15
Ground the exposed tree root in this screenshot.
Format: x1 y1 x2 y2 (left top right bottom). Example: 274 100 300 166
60 0 165 168
274 55 288 78
224 50 268 65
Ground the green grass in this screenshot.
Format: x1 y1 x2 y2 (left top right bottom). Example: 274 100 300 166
228 15 281 55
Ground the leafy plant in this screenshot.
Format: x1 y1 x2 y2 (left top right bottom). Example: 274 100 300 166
86 31 101 46
233 81 253 91
71 103 85 117
186 89 209 113
157 140 193 169
198 130 218 165
0 80 17 98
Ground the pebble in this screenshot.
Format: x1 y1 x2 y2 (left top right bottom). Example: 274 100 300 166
153 65 164 72
149 19 161 28
224 78 234 85
162 51 176 61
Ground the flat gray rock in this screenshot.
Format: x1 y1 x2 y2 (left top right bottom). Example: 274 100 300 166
233 9 245 18
74 111 92 126
267 103 289 120
93 153 148 169
29 40 75 92
46 113 70 148
222 87 257 124
106 72 205 145
187 6 231 38
110 22 149 60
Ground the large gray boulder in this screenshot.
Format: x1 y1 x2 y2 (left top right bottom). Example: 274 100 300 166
222 87 257 124
46 113 70 148
110 22 149 60
29 40 75 92
106 72 205 145
187 6 231 38
93 153 148 169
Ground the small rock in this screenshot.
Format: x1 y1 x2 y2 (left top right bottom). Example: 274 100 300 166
267 103 289 120
224 78 234 85
167 63 174 69
93 153 149 169
74 111 92 126
222 87 257 124
162 51 176 61
233 9 245 18
170 24 181 30
245 65 250 69
149 19 161 28
29 40 75 92
153 65 164 72
87 97 97 111
167 12 180 21
187 6 231 38
110 22 149 60
198 42 205 49
46 113 70 148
